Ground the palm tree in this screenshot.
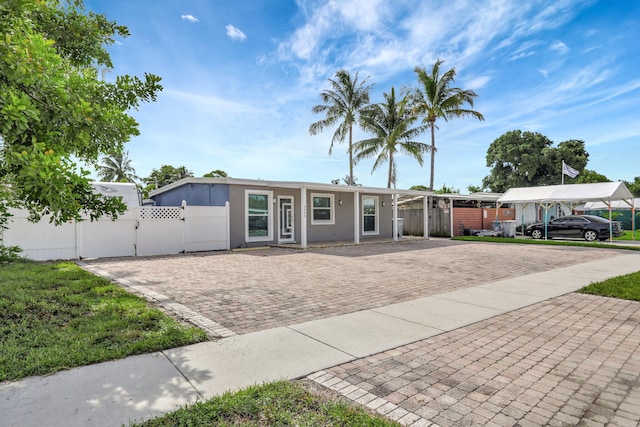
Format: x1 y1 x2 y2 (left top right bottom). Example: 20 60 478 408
412 59 484 190
97 151 140 183
354 87 430 188
309 70 373 185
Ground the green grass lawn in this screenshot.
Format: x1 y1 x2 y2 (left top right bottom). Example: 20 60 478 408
132 380 399 427
615 230 638 241
579 270 640 301
452 235 640 250
0 261 207 382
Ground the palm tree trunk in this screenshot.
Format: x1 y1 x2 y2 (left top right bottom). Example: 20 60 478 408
387 152 394 189
348 125 354 185
429 124 436 191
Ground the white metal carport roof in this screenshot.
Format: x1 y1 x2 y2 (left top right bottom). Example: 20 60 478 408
584 198 640 210
497 182 633 205
497 182 636 240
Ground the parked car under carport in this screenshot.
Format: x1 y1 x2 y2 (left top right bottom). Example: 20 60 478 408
525 215 624 242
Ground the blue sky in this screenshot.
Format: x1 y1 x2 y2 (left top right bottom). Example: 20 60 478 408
84 0 640 192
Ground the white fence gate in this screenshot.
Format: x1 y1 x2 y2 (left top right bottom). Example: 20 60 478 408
1 204 230 261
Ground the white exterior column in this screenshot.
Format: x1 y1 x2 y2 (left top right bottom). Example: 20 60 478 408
450 199 454 237
353 191 360 244
301 186 307 248
393 193 398 241
424 195 429 239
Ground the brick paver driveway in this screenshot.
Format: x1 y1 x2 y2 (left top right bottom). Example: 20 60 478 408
85 239 619 335
84 239 640 426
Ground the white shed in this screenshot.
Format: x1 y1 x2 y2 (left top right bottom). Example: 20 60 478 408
91 182 141 208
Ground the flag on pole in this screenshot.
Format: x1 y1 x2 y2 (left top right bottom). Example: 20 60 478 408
562 161 579 178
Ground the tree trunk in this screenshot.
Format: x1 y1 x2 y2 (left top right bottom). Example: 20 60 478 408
387 152 394 189
429 123 436 191
348 124 354 185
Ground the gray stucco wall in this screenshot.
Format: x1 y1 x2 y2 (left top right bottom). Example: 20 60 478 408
153 183 229 206
155 183 396 248
228 185 302 249
305 191 394 242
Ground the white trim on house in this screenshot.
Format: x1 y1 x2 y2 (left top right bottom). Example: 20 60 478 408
277 195 295 243
245 189 273 243
150 177 433 198
362 195 379 236
310 193 335 225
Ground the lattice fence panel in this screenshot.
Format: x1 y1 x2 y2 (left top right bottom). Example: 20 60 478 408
138 207 183 220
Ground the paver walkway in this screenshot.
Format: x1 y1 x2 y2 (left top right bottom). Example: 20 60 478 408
313 293 640 426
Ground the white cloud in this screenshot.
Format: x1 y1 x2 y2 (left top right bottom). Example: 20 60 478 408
550 41 569 54
226 24 247 41
465 75 491 90
507 40 542 61
181 14 199 23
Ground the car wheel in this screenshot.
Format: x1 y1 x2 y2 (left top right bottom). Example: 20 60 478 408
531 229 543 239
583 230 598 242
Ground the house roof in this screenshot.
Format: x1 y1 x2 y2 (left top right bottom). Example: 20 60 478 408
497 182 634 205
149 177 433 198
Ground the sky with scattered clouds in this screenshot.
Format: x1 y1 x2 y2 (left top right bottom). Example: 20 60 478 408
84 0 640 191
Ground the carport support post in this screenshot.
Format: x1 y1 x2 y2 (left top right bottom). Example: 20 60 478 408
301 186 307 248
608 198 613 243
633 205 637 240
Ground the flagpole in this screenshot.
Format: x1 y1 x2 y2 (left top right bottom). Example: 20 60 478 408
561 160 565 185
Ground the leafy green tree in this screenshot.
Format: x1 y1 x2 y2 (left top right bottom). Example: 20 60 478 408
144 165 193 189
482 131 589 192
624 176 640 197
0 0 162 227
332 175 360 185
309 70 373 186
203 169 228 178
97 151 140 182
409 184 429 191
467 185 485 193
433 184 460 194
354 87 429 188
411 59 484 190
576 169 610 184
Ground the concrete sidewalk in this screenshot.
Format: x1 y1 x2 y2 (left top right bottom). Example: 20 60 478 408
1 253 639 426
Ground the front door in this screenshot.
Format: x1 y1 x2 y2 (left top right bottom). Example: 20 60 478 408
278 197 295 243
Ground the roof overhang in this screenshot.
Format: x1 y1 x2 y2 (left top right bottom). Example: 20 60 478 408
149 177 433 198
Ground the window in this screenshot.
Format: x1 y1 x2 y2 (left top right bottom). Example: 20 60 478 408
311 193 334 225
362 195 378 235
245 190 272 242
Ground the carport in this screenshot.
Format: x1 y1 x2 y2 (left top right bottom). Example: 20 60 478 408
497 182 636 241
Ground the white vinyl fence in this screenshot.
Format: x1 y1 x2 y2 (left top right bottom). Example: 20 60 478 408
1 204 230 261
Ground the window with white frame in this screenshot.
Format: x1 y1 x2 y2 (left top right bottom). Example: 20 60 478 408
362 195 378 235
245 190 272 242
311 193 334 225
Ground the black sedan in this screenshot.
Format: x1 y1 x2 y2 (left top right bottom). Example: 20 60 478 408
525 215 624 242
